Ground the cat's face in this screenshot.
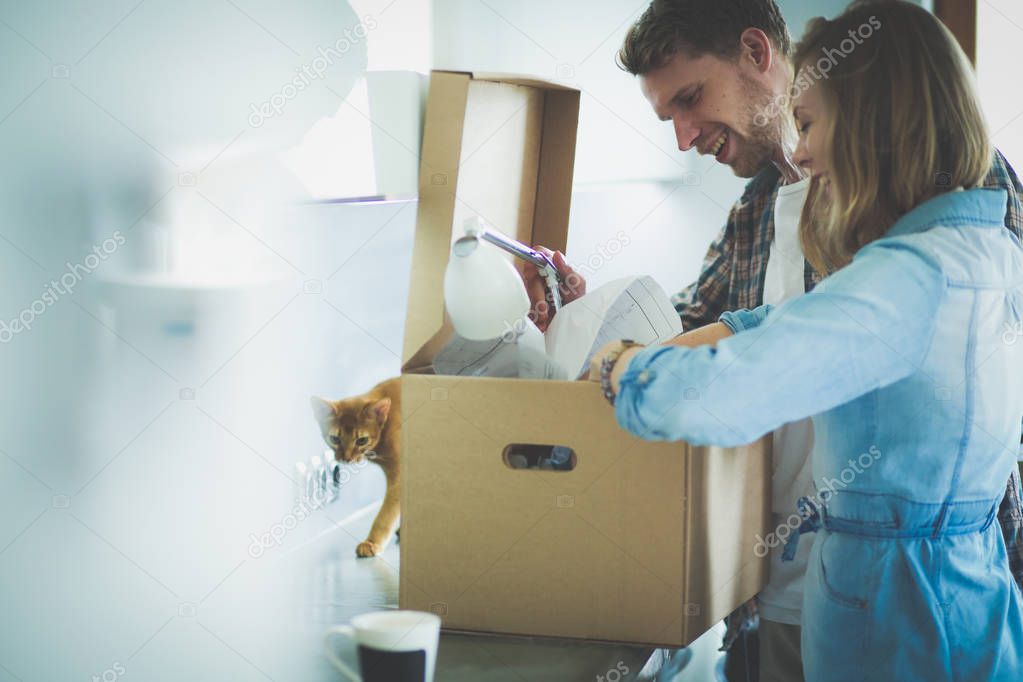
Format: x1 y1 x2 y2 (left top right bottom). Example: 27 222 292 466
310 395 391 464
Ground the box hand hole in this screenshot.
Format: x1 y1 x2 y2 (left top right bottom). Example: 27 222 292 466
502 444 576 471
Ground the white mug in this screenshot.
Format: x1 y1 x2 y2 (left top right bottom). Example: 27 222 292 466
324 610 441 682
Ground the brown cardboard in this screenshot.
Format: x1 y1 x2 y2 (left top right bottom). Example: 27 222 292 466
399 70 771 647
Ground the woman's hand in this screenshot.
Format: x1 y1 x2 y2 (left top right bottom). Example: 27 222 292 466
584 323 735 399
586 340 646 397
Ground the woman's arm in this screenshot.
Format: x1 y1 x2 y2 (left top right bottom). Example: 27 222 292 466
609 240 945 446
590 306 775 390
668 321 736 348
603 322 737 394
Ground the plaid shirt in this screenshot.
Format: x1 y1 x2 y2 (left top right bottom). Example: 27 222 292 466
673 150 1023 591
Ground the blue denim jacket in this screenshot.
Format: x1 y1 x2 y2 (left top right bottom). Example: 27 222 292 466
615 187 1023 679
617 187 1023 502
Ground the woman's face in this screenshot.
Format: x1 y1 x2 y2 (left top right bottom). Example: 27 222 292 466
792 81 832 185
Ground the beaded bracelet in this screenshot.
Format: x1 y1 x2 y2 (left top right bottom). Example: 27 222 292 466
599 340 639 406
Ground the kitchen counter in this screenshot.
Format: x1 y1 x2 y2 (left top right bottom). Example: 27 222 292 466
0 465 714 682
246 504 694 682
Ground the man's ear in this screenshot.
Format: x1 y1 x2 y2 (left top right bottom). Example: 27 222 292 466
310 397 335 430
740 28 773 74
367 397 391 426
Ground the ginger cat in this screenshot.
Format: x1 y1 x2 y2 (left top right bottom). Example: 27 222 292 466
311 377 401 558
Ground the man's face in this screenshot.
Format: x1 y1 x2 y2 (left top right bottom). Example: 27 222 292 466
639 51 784 178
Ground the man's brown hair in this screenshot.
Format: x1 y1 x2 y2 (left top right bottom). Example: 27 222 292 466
618 0 791 75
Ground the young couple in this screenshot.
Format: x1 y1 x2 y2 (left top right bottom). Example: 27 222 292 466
525 0 1023 680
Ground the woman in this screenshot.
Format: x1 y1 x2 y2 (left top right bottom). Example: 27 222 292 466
590 2 1023 680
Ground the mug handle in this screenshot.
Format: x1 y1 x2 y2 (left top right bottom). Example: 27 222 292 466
324 625 361 682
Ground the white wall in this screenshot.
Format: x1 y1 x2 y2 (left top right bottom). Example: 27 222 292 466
432 0 854 186
978 0 1023 171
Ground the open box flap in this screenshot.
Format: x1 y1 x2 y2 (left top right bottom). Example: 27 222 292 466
401 70 580 370
433 69 578 92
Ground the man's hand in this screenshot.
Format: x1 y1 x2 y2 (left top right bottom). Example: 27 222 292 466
521 247 586 332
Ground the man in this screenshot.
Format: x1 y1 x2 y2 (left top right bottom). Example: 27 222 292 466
524 1 1023 680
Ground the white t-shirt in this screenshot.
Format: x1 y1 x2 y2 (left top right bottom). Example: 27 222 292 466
756 177 817 626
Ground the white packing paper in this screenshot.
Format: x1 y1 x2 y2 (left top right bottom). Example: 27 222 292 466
544 276 683 380
432 317 562 378
432 276 682 380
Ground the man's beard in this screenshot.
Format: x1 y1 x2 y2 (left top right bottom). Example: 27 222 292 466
728 74 790 178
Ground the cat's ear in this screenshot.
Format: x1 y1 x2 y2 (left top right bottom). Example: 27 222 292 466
310 397 335 429
368 397 391 426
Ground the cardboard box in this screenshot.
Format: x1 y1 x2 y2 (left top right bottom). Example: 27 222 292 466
399 70 771 647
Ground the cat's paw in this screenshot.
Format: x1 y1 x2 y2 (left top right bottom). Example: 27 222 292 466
356 540 381 558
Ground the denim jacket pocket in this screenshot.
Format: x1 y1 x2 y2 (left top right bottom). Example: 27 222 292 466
818 532 873 609
804 532 875 681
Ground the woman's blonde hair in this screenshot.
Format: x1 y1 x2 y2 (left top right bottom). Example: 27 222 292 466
794 0 993 273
